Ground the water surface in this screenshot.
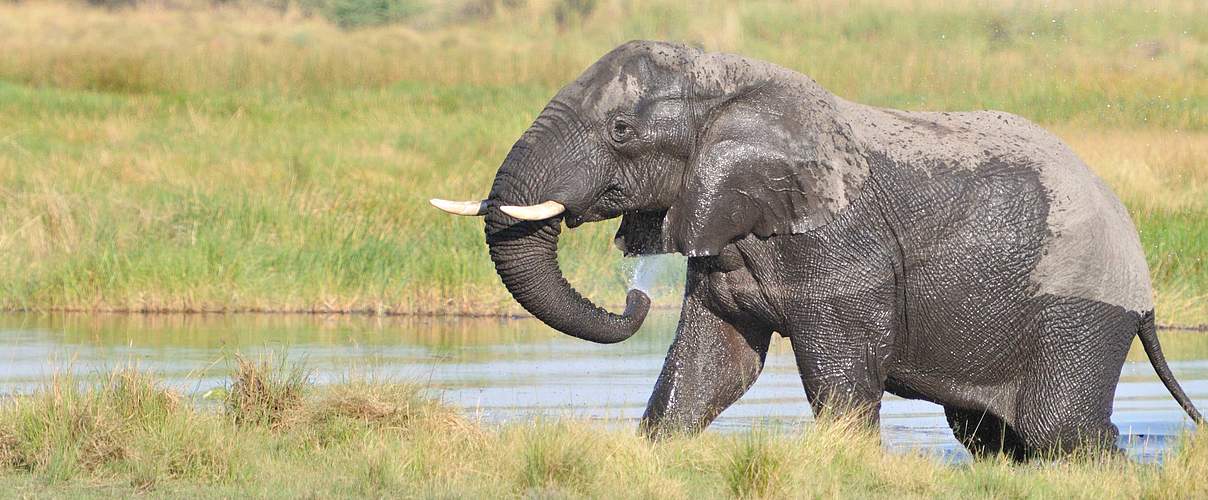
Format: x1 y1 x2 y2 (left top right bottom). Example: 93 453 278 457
0 311 1203 462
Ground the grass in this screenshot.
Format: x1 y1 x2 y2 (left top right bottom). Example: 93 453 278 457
0 0 1204 323
224 354 310 428
0 364 1203 497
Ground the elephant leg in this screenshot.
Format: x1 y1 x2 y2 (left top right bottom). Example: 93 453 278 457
1011 360 1124 458
1011 299 1133 458
944 407 1027 460
1006 297 1134 458
789 332 887 427
640 292 772 440
1011 376 1121 459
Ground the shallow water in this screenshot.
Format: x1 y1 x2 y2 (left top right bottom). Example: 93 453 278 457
0 311 1203 462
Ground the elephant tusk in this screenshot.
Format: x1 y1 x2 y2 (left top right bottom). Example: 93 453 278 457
499 201 566 221
430 198 489 216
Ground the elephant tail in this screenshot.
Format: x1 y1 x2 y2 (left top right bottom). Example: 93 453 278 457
1138 310 1204 425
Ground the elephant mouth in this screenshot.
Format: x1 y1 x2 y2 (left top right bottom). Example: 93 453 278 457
612 209 671 256
563 212 589 228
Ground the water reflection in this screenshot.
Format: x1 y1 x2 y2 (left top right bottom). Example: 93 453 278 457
0 312 1203 462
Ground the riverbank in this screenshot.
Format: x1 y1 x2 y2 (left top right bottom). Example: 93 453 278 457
0 1 1204 324
0 362 1201 498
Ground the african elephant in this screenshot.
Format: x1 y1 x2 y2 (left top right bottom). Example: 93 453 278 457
431 40 1202 459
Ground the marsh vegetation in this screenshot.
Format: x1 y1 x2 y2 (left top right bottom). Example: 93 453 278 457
0 360 1203 498
0 0 1204 323
0 312 1199 496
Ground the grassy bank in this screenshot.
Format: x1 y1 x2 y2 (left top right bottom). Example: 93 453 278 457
0 363 1203 498
0 1 1204 322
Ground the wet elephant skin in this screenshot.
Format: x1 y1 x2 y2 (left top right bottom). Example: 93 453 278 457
454 40 1203 460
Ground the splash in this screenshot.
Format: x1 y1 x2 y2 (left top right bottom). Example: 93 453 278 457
629 255 662 294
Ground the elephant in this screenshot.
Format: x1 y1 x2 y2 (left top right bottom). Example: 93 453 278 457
431 40 1203 459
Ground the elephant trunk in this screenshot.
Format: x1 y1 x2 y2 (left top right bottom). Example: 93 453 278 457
485 209 649 344
481 101 650 343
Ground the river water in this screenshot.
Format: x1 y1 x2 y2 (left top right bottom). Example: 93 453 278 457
0 312 1203 462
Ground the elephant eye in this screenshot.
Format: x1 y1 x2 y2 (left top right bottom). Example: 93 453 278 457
610 119 635 143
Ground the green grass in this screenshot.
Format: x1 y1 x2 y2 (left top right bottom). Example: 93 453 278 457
1137 209 1208 320
0 0 1204 323
0 365 1205 498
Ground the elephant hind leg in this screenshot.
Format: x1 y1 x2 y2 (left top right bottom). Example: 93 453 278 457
1008 297 1133 458
1010 380 1121 459
1010 393 1120 459
945 407 1026 461
947 360 1122 461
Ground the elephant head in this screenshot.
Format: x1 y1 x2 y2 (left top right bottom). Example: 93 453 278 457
432 41 869 343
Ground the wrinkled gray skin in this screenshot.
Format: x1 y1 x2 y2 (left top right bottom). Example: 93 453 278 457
478 40 1202 459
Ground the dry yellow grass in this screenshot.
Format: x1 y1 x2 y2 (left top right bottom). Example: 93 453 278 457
1063 128 1208 213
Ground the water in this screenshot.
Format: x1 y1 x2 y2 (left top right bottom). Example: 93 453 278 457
629 255 671 294
0 312 1203 462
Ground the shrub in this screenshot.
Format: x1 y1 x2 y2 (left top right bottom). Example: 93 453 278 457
224 354 310 428
553 0 595 30
84 0 137 8
303 0 427 29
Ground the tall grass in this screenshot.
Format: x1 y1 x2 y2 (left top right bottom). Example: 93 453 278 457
224 354 310 427
0 1 1204 322
0 369 239 488
0 365 1205 497
2 0 1204 127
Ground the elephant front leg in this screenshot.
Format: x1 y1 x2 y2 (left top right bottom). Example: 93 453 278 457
640 293 772 440
789 331 889 427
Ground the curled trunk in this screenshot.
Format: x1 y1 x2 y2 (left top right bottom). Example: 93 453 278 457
485 212 649 344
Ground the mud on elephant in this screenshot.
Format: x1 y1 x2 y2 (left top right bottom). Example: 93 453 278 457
432 40 1202 460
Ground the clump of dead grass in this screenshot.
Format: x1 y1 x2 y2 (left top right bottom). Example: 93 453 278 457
224 353 309 428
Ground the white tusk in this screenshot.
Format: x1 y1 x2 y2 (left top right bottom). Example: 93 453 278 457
499 201 566 221
430 198 489 216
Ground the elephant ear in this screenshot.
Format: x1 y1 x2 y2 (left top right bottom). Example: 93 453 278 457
663 92 870 257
